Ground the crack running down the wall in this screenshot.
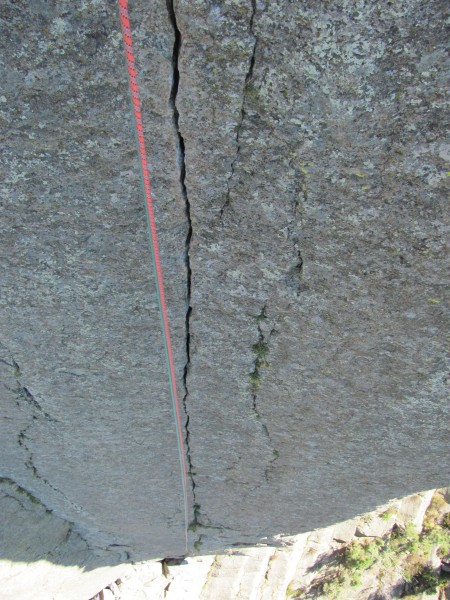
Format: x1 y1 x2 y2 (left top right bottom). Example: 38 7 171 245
17 422 83 514
220 0 257 222
0 477 98 555
0 476 51 511
286 161 306 295
249 306 280 482
166 0 198 538
2 355 57 423
1 346 82 513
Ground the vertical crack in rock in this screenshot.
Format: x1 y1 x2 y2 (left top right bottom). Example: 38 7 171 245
18 423 39 479
1 477 96 554
264 552 277 580
16 382 56 423
286 163 306 294
249 307 279 481
287 248 303 293
17 423 83 513
220 0 257 222
166 0 198 534
1 347 80 510
17 424 59 494
2 354 57 423
1 476 54 512
249 306 269 395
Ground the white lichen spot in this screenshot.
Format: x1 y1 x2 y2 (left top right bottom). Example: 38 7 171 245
50 18 72 37
80 0 103 9
5 158 27 184
438 144 450 161
227 269 243 282
111 32 122 49
208 5 223 24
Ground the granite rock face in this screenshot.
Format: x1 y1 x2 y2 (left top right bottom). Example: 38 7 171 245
0 0 448 574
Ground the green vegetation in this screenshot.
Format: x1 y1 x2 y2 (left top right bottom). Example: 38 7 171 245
379 508 396 521
249 339 269 393
252 340 269 367
249 309 270 393
290 508 450 599
249 370 261 392
0 477 42 507
255 309 267 323
193 534 203 553
286 582 298 598
443 512 450 529
327 521 450 598
188 502 202 532
345 538 384 582
423 492 448 530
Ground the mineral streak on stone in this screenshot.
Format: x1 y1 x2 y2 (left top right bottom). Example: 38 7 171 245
0 0 448 585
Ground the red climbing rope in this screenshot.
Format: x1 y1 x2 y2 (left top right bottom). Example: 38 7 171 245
118 0 188 550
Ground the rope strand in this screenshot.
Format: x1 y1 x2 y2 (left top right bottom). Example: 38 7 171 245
118 0 189 553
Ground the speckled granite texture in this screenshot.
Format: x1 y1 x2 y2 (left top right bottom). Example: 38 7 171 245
0 0 448 576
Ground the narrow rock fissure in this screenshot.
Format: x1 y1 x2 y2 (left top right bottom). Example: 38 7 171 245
2 491 29 511
220 0 257 222
286 162 306 294
16 384 56 423
0 476 52 512
250 306 280 481
17 423 82 513
18 424 53 491
1 478 97 554
3 354 56 423
18 425 38 479
2 347 81 513
166 0 198 535
264 552 276 581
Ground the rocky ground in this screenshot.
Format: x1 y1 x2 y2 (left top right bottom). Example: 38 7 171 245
90 488 450 600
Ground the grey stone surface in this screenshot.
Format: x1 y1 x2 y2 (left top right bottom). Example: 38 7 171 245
333 518 358 543
0 0 448 582
396 490 436 529
179 0 449 551
95 489 449 600
0 0 188 561
0 477 131 600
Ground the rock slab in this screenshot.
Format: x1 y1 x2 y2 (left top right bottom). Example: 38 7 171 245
0 0 448 592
